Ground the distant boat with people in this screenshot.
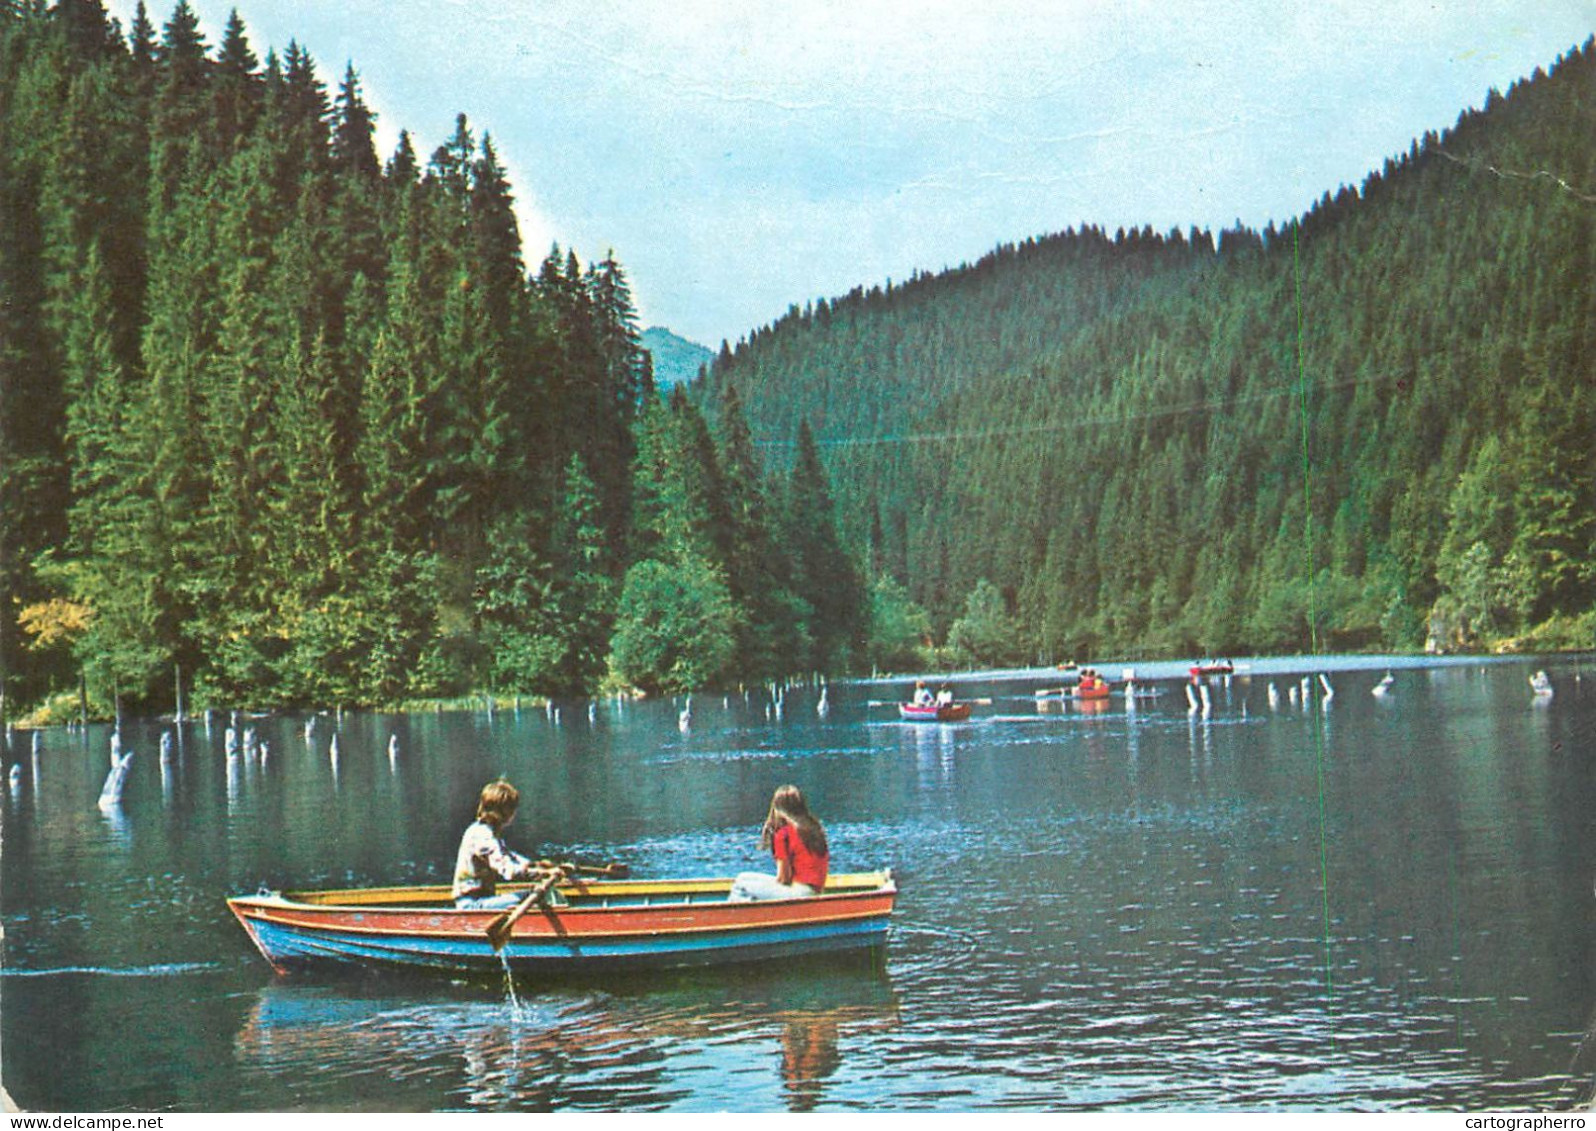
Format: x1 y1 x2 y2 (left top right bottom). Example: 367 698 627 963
899 701 973 722
1073 669 1111 700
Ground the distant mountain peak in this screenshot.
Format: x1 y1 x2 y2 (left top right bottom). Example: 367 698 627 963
641 326 713 388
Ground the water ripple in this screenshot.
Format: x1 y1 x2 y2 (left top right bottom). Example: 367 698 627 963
884 922 980 978
2 962 220 978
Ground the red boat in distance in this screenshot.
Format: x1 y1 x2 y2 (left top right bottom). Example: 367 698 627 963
1073 669 1111 700
899 701 973 722
1189 660 1235 678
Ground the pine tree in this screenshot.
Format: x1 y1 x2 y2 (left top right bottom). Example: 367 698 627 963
0 0 677 710
330 62 379 181
717 384 808 676
127 1 155 77
611 393 743 692
0 9 73 709
469 134 522 334
54 0 119 62
384 128 418 184
211 7 257 152
427 111 473 198
549 454 615 692
784 420 865 671
358 198 440 559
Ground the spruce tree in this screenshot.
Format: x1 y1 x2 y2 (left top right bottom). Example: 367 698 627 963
784 420 865 672
330 62 379 181
211 7 257 152
550 454 615 692
127 1 154 76
716 383 808 676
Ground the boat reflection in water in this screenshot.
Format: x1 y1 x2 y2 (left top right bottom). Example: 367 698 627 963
233 958 900 1112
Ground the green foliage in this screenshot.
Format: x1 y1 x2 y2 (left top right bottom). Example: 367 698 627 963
946 578 1026 668
783 420 867 671
1508 611 1596 653
708 35 1596 660
0 2 864 715
547 455 617 692
866 573 931 672
473 534 563 694
9 6 1592 720
712 384 812 679
608 557 741 695
472 460 615 698
271 594 378 707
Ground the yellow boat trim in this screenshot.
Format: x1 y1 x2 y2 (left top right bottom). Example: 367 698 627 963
275 870 894 908
237 901 897 944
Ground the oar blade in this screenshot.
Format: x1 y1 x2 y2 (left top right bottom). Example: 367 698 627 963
482 868 566 951
485 911 515 951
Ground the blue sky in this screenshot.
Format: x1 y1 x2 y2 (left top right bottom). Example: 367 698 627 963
105 1 1596 348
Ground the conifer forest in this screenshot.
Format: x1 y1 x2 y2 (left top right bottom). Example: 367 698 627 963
705 35 1596 671
0 0 863 716
3 1 1595 719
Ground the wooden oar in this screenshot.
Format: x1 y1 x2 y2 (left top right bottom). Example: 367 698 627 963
553 860 629 879
873 696 991 706
485 867 567 951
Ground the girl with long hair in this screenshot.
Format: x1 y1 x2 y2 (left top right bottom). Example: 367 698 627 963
730 784 829 901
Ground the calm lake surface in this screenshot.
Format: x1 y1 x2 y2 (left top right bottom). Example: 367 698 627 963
4 654 1596 1113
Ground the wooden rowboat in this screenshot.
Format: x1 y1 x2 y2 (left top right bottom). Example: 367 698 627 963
898 701 972 722
1072 669 1111 700
228 870 897 976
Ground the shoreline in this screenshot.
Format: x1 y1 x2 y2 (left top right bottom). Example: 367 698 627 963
9 649 1591 731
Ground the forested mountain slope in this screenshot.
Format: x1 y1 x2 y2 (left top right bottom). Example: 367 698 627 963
641 326 712 388
703 37 1596 663
0 0 863 715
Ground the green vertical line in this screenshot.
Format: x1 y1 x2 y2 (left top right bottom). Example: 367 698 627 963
1294 222 1335 1013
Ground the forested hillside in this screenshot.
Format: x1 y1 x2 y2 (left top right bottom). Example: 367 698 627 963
703 37 1596 665
5 2 1592 720
0 0 862 717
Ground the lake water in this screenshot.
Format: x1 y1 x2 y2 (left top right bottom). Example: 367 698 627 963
4 654 1596 1113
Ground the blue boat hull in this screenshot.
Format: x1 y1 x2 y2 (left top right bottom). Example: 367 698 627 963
229 871 898 977
247 914 890 974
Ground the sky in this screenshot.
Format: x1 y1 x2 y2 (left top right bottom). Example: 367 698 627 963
103 0 1596 348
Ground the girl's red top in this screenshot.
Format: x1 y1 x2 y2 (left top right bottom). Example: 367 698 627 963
775 824 828 890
